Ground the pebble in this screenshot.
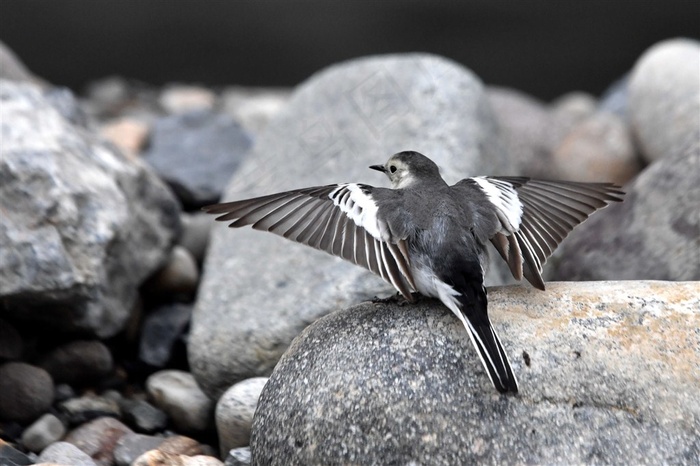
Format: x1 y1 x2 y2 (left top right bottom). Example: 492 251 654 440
224 446 251 466
160 85 217 114
37 441 97 466
119 398 168 433
551 111 641 184
100 117 150 155
221 86 290 133
20 413 66 453
146 245 200 297
63 417 133 466
0 438 33 466
39 340 114 386
0 362 54 423
0 317 23 361
139 303 192 368
132 449 224 466
59 394 121 425
178 212 214 264
113 433 164 466
216 378 268 454
146 370 214 433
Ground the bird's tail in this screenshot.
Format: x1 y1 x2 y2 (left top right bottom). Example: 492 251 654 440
456 284 519 394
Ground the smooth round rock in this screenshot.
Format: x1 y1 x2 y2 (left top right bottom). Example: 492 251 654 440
37 441 97 466
251 283 699 465
147 246 199 296
146 370 214 433
21 413 66 453
178 212 213 264
0 362 54 423
39 340 113 386
629 38 700 163
216 377 268 454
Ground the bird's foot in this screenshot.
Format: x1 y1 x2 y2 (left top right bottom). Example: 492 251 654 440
372 292 423 306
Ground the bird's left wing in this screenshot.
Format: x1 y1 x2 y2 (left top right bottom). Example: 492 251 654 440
456 177 623 290
203 184 416 299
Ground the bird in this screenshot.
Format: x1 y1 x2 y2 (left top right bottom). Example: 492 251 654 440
204 151 624 394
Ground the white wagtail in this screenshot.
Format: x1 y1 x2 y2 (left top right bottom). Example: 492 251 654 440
204 151 623 393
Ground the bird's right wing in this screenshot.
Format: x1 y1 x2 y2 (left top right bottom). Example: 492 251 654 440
203 184 416 299
457 177 624 290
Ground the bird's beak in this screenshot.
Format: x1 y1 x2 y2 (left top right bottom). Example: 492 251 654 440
369 164 386 173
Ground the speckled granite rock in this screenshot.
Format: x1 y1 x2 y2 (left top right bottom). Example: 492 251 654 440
251 281 699 465
191 53 511 399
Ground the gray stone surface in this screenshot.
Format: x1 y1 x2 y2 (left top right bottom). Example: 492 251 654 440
191 53 511 399
550 111 640 185
142 110 253 207
225 446 252 466
179 211 214 264
145 245 199 297
0 362 54 423
39 340 113 386
113 432 164 466
58 395 121 425
139 303 192 367
120 398 168 434
628 38 700 163
0 81 180 338
216 377 268 455
146 370 214 433
21 413 66 453
64 417 133 466
555 144 700 281
251 281 700 465
37 441 97 466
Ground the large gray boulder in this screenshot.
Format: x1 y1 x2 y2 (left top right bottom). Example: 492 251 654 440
628 38 700 163
191 53 511 399
0 81 180 337
251 281 700 465
554 143 699 281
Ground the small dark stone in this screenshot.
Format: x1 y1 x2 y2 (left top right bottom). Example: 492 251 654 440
58 395 121 426
113 432 164 466
139 303 192 367
39 340 114 386
120 398 168 434
0 362 54 424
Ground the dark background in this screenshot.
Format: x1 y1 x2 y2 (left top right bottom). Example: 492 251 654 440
1 0 698 100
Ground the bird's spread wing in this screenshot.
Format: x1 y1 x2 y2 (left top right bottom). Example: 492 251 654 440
203 184 416 298
460 177 624 290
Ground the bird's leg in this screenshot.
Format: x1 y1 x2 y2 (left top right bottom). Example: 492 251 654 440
372 292 423 306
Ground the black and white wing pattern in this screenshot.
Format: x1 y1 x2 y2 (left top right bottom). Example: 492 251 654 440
203 184 417 299
462 176 624 290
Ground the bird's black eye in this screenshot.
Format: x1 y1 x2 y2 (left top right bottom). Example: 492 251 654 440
389 165 397 173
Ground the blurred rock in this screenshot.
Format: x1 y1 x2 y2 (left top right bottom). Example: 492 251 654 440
0 362 54 423
225 447 251 466
0 81 181 338
119 398 168 434
64 417 132 466
628 38 700 163
145 246 199 297
221 87 291 134
113 433 164 466
139 303 192 368
146 370 214 433
59 395 121 426
0 439 33 465
486 87 553 177
191 53 511 399
21 413 66 453
100 117 150 155
178 212 213 264
37 441 97 466
160 85 216 114
555 144 699 280
0 317 23 361
549 91 597 133
158 435 208 456
551 111 641 184
142 110 253 207
599 74 629 119
251 282 700 465
216 378 268 455
132 449 224 466
0 40 46 85
39 340 113 386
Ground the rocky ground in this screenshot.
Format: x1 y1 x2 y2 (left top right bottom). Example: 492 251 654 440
0 38 698 466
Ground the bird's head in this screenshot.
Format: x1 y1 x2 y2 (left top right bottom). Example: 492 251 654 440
370 151 442 189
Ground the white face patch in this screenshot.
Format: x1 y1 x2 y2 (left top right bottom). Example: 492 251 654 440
471 177 523 231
